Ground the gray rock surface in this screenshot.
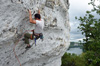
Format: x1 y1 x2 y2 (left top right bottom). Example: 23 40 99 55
0 0 70 66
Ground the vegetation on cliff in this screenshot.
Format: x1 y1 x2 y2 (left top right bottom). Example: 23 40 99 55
62 0 100 66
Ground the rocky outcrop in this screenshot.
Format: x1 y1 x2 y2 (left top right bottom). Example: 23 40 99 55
0 0 70 66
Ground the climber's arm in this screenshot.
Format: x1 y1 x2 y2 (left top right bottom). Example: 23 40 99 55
38 9 40 14
29 10 36 24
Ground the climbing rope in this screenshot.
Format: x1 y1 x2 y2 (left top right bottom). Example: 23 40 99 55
13 30 31 66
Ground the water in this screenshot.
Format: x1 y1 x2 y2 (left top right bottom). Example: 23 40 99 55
66 48 83 55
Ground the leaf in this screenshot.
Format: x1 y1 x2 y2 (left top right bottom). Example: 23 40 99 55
89 14 94 18
96 10 100 14
75 16 77 19
86 11 91 13
97 5 100 9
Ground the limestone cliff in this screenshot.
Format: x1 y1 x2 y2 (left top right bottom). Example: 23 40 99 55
0 0 70 66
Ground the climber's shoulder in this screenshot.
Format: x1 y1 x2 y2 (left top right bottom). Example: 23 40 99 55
30 20 36 24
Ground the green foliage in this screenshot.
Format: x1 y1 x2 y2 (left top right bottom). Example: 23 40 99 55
84 51 100 66
61 53 86 66
76 0 100 46
61 1 100 66
75 0 100 66
86 11 91 13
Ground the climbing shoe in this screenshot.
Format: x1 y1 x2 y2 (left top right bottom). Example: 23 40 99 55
25 45 31 49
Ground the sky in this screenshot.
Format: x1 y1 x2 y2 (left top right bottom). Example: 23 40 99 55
69 0 93 42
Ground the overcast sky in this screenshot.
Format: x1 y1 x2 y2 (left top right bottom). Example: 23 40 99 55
69 0 93 42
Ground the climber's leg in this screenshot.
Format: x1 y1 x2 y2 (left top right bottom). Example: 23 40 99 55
24 33 33 49
24 33 31 44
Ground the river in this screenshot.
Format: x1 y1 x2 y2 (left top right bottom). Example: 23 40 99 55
66 48 83 55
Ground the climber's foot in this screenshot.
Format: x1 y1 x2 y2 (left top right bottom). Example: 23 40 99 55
25 45 31 49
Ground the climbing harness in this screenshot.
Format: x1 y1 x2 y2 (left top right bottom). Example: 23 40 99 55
13 30 43 66
34 33 43 46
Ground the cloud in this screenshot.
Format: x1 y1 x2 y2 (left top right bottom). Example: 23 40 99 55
70 21 84 42
69 0 93 21
69 0 93 42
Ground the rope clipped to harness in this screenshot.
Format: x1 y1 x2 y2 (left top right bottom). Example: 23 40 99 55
34 33 43 46
34 38 37 46
13 30 43 66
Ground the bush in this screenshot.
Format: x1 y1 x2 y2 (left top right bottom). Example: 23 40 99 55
61 52 86 66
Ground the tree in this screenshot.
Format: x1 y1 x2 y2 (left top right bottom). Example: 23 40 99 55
61 53 86 66
61 1 100 66
76 0 100 66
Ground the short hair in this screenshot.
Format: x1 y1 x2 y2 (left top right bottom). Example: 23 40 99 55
34 13 41 19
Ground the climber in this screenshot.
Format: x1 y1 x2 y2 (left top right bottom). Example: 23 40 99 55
23 9 44 49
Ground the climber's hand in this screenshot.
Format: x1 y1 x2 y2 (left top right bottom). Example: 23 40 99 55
38 9 40 14
28 10 31 14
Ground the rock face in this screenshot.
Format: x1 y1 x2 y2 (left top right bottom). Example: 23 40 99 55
0 0 70 66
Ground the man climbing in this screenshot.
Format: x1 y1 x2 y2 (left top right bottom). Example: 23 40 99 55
24 9 44 49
